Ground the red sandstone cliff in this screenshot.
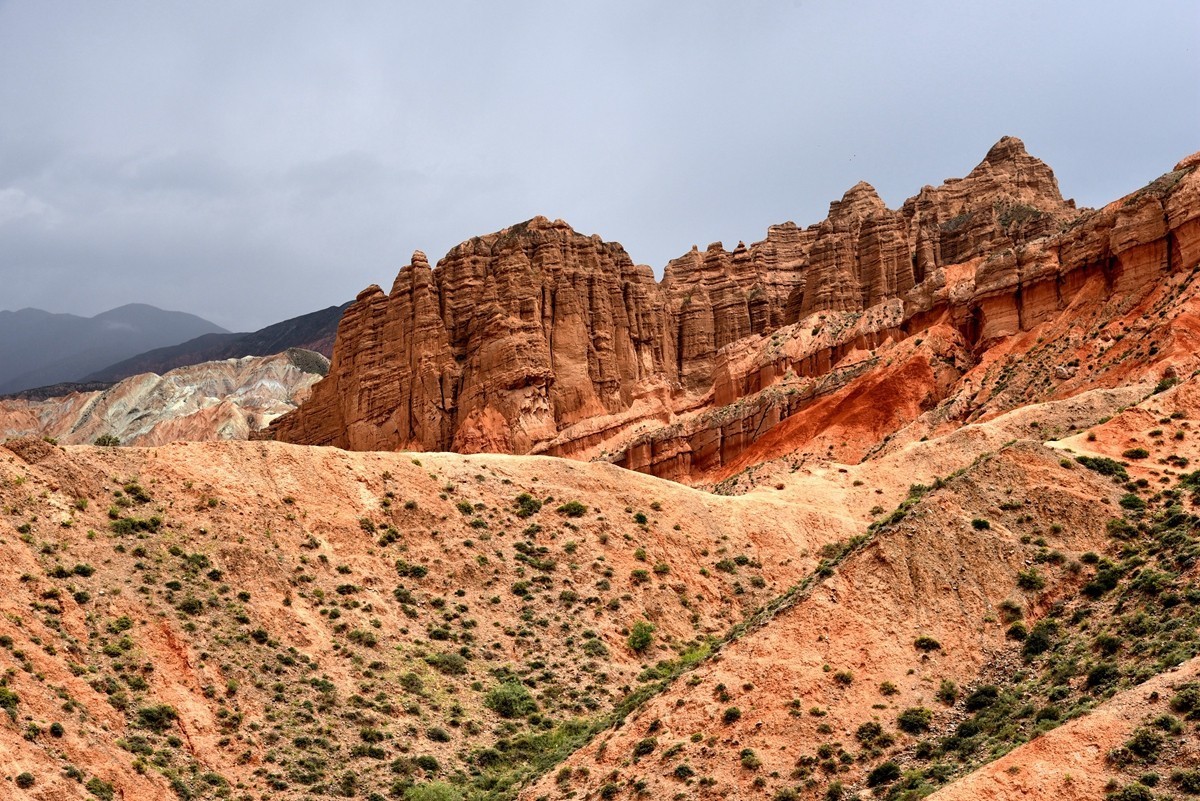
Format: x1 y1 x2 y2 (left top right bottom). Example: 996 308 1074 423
271 219 677 453
270 139 1200 479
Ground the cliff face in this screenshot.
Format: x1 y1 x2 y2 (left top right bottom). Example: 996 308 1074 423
271 220 677 453
270 139 1200 478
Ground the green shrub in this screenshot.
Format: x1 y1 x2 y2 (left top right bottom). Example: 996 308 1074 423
413 755 440 773
176 596 204 615
484 682 536 719
1122 448 1150 460
424 652 467 675
633 737 657 757
1016 568 1045 591
1075 455 1128 479
913 636 942 652
1152 714 1183 735
514 493 542 518
135 704 178 732
1126 727 1164 761
556 501 587 518
347 629 378 647
395 560 428 579
1119 493 1147 511
1107 783 1154 801
627 620 655 652
897 707 932 733
971 518 991 530
1022 620 1057 658
998 600 1023 622
964 685 999 711
404 782 462 801
0 685 18 719
581 638 609 657
15 772 35 788
1106 518 1138 539
855 721 883 745
1170 683 1200 718
1087 661 1120 690
93 434 120 447
936 679 959 705
867 761 901 786
85 777 115 800
1172 769 1200 793
723 707 742 724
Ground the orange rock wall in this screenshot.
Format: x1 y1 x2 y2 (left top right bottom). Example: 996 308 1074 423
270 141 1200 472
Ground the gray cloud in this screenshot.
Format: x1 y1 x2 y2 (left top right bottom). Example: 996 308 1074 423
0 0 1196 330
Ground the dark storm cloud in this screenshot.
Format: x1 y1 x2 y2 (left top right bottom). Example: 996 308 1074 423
0 0 1196 330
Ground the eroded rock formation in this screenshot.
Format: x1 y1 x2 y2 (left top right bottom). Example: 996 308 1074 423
271 219 677 453
270 138 1200 480
0 349 327 446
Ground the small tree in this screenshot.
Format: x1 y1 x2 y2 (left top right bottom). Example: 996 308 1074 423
627 620 655 652
93 434 120 447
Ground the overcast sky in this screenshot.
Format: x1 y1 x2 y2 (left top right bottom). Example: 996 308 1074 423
0 1 1196 331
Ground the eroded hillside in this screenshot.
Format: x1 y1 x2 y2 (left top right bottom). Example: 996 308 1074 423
0 437 855 800
6 362 1200 799
522 378 1200 801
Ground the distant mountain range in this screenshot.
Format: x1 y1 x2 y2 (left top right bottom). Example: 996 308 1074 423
0 304 228 394
0 301 350 397
84 302 350 383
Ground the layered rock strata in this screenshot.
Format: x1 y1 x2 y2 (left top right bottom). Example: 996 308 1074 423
270 139 1200 479
0 350 326 446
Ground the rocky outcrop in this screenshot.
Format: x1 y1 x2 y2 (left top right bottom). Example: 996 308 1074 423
271 219 677 453
0 349 326 446
270 139 1200 480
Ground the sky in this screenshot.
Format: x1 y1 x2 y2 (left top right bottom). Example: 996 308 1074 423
0 1 1196 331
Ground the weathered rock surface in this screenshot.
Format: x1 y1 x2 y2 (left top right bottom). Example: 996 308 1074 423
272 219 678 453
270 139 1200 483
0 349 327 446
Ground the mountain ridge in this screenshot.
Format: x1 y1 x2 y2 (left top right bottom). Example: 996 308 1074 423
268 137 1199 485
82 301 351 384
0 304 228 394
